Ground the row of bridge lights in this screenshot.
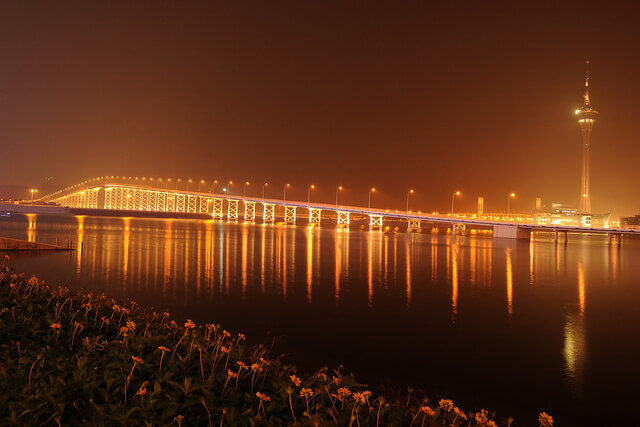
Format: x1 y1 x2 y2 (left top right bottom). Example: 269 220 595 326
38 176 520 216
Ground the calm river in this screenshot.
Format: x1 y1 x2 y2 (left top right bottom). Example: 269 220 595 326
2 214 639 426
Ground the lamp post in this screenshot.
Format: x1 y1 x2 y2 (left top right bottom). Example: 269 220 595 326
262 183 268 199
227 180 233 195
187 179 192 192
283 184 291 202
451 191 461 215
335 186 343 207
199 180 206 192
212 180 218 194
29 189 38 204
166 178 171 189
368 187 376 209
243 181 250 197
176 179 180 190
307 185 315 204
406 189 414 212
507 193 516 216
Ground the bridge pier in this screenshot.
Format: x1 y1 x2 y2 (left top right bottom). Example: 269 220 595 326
309 208 321 225
493 224 531 240
263 203 275 223
337 211 350 227
227 200 239 221
608 233 622 246
452 223 466 236
212 198 223 219
408 219 421 232
369 214 383 231
284 206 296 224
244 201 256 222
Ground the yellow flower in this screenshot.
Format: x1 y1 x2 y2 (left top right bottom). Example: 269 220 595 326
256 392 271 401
136 386 147 396
290 375 302 387
50 323 61 329
317 373 328 382
120 326 129 334
223 330 231 337
337 387 352 399
126 320 136 330
420 406 436 416
238 333 245 340
259 357 270 366
100 317 110 325
184 319 195 329
475 409 489 424
538 412 554 427
237 361 248 369
221 346 231 354
300 388 314 398
131 356 144 364
439 399 454 412
158 346 170 352
332 376 341 385
251 363 262 372
227 370 238 379
453 407 468 420
487 422 498 427
352 392 367 404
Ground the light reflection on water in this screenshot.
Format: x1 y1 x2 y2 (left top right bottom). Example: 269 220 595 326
2 214 640 426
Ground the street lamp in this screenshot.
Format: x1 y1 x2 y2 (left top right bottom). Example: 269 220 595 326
226 180 233 195
336 186 343 207
507 193 516 216
29 189 38 204
212 180 218 194
406 189 414 212
307 185 315 204
243 181 250 197
451 191 461 215
283 184 291 202
368 187 376 209
166 178 171 189
175 179 181 190
199 180 206 192
187 179 193 192
262 182 269 199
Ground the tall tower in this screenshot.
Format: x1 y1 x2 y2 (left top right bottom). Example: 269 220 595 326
575 61 598 214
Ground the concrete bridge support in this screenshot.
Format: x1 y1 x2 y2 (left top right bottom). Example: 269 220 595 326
608 233 622 246
493 224 531 240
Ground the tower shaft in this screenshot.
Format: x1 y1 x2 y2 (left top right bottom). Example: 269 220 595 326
576 62 598 214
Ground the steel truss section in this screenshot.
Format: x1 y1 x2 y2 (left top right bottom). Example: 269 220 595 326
133 189 142 210
149 192 158 211
309 208 321 224
105 188 115 209
176 194 186 212
157 192 167 212
244 201 256 222
227 199 239 221
369 215 384 230
141 190 150 211
167 194 176 212
263 203 275 223
187 195 197 213
408 219 421 232
337 211 350 226
212 198 223 218
284 206 296 224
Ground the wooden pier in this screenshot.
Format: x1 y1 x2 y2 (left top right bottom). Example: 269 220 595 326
0 237 74 251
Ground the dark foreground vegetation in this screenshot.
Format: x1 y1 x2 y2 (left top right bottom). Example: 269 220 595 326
0 267 553 426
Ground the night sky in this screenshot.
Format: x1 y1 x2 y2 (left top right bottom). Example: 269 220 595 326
1 1 640 216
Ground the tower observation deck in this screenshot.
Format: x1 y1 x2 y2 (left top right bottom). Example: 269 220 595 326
575 61 599 214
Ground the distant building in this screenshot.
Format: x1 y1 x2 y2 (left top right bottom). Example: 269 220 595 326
620 215 640 228
535 203 610 227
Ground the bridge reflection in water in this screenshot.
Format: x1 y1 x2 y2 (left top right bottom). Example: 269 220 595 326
4 213 638 425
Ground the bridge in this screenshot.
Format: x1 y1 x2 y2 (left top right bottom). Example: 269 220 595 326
36 177 639 243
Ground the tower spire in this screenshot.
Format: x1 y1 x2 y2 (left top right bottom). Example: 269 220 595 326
583 60 590 107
